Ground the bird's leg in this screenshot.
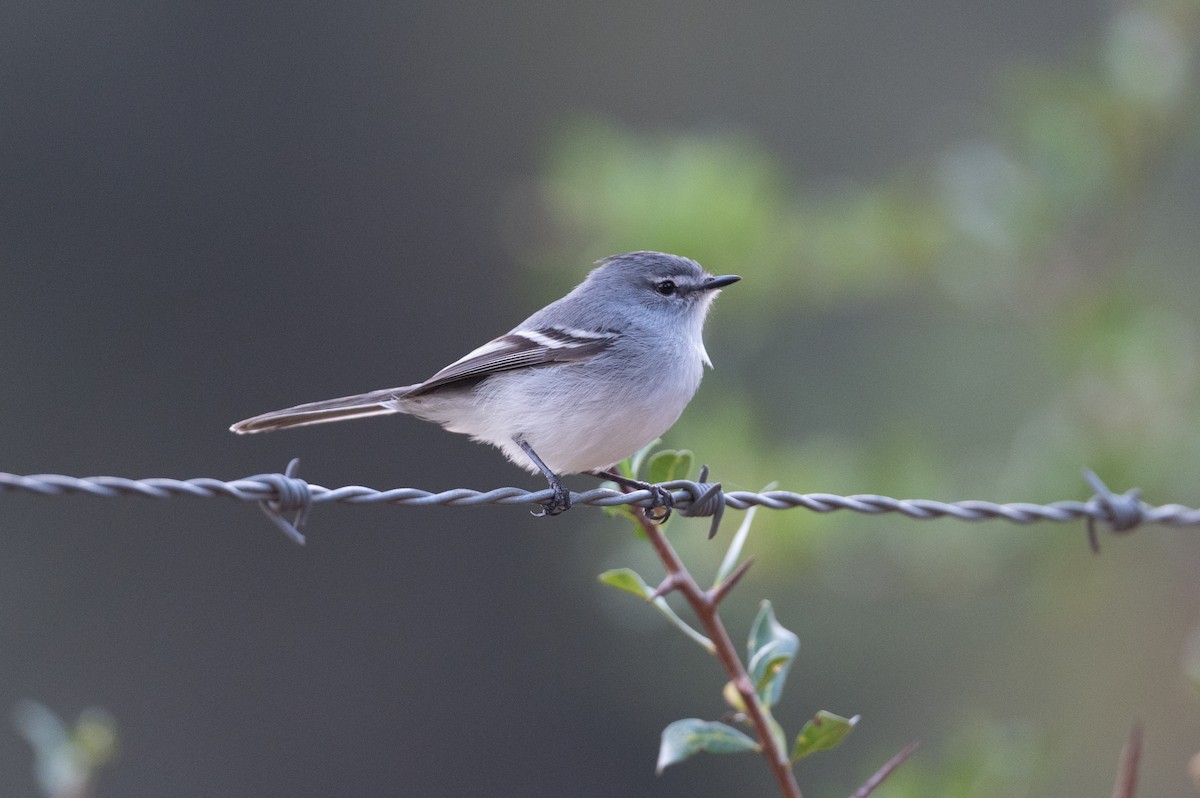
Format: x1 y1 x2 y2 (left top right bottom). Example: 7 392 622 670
593 469 674 523
514 436 572 516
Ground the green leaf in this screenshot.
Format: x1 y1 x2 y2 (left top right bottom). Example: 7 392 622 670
713 483 773 586
749 641 794 706
647 449 693 486
722 680 746 712
598 568 653 598
602 441 665 525
602 509 634 525
791 711 859 762
765 710 788 761
597 570 715 653
753 654 793 696
627 438 662 481
747 601 800 706
656 719 759 774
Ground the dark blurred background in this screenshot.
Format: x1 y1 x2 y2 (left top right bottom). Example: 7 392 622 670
3 1 1200 796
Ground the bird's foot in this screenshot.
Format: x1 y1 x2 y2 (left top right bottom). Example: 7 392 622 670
643 483 675 523
514 435 573 517
532 474 573 517
594 470 674 523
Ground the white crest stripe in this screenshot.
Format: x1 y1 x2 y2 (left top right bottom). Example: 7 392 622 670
517 329 574 349
545 326 614 341
518 326 617 348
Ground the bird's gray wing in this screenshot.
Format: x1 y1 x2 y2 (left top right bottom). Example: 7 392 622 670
403 326 619 397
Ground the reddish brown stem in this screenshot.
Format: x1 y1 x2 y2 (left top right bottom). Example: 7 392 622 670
708 557 755 606
633 508 803 798
851 741 919 798
1111 723 1142 798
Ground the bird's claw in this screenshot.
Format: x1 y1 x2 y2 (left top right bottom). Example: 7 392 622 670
532 478 573 517
644 485 674 523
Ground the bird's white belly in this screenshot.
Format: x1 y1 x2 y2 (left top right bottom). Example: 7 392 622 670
475 363 700 474
498 396 688 474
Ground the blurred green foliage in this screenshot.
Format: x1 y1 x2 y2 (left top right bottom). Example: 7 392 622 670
870 719 1046 797
13 701 117 798
511 0 1200 794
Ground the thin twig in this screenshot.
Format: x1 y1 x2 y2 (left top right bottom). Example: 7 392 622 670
1111 723 1142 798
708 558 754 606
850 741 919 798
632 507 803 798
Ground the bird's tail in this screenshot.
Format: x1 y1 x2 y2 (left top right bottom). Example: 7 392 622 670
230 387 411 434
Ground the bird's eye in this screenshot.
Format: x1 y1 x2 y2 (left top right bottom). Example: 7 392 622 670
654 280 678 296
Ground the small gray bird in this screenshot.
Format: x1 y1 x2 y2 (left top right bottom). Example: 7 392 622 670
231 251 739 516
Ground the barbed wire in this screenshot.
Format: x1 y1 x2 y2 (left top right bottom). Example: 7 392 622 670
0 461 1187 550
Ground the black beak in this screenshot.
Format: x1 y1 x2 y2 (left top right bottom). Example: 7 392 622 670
701 274 741 291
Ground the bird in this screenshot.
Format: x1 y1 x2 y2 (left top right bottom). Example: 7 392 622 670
230 251 739 517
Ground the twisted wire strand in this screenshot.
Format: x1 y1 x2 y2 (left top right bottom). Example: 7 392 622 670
0 463 1184 547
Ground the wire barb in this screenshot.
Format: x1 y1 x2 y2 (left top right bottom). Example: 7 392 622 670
1082 468 1144 554
248 458 311 545
668 463 727 538
0 463 1188 548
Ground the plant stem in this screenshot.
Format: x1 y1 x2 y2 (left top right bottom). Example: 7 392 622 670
851 741 919 798
1111 723 1142 798
634 508 803 798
